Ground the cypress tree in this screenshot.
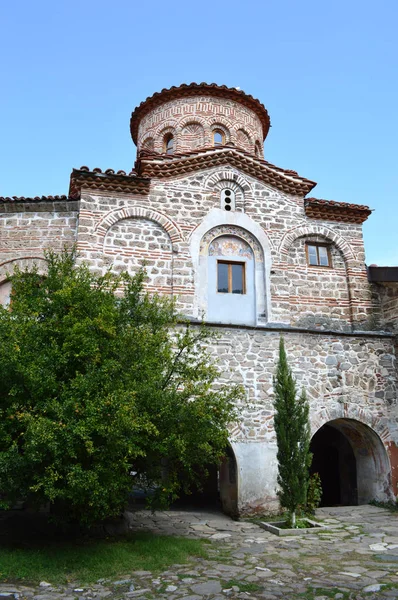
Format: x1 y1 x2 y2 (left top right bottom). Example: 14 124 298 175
273 337 312 527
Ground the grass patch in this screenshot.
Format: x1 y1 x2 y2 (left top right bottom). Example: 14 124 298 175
0 532 208 585
223 579 262 592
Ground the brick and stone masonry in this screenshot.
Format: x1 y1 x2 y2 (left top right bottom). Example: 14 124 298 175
1 83 397 515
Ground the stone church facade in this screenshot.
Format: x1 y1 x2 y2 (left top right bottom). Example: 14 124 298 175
1 83 398 515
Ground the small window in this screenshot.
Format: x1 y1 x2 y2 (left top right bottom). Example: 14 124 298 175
217 261 245 294
213 129 225 146
220 188 236 211
306 244 331 267
163 133 174 155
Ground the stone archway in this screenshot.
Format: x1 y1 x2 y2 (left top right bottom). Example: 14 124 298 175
219 445 239 518
310 418 392 506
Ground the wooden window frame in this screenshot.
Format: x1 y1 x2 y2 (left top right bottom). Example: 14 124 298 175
213 129 225 146
217 260 246 294
305 243 332 268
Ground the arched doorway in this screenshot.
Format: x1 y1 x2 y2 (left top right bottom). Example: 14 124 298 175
219 446 239 518
173 446 239 516
310 419 392 506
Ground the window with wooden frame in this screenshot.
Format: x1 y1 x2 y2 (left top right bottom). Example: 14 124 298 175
306 243 331 267
217 261 245 294
213 129 225 146
163 133 174 155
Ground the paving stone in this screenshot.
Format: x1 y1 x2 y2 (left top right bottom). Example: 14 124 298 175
190 581 222 594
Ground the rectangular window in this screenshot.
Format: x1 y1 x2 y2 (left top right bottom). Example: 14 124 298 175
306 244 331 267
217 261 245 294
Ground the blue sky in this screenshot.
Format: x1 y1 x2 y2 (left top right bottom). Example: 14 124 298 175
1 0 397 265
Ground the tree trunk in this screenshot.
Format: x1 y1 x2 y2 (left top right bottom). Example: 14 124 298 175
291 510 296 528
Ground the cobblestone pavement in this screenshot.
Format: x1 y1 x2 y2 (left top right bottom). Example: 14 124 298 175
4 505 398 600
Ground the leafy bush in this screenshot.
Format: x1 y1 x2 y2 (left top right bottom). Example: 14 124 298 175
0 248 242 525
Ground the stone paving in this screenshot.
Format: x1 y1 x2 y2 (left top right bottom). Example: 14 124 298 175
4 505 398 600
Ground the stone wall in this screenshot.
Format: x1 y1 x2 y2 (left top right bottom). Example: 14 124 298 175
0 200 78 284
75 164 373 328
202 324 398 512
376 283 398 332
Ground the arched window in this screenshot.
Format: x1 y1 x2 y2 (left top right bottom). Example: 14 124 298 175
163 133 174 155
254 141 262 157
213 129 225 146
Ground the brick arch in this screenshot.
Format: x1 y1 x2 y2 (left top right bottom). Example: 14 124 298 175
205 169 252 194
178 115 207 130
278 224 355 264
311 404 390 442
95 206 184 248
208 116 235 132
0 256 48 283
155 122 178 137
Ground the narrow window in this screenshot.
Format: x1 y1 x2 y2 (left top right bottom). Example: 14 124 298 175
217 261 245 294
220 188 236 211
163 133 174 155
213 129 225 146
306 244 331 267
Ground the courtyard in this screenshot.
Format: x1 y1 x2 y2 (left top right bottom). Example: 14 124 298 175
4 504 398 600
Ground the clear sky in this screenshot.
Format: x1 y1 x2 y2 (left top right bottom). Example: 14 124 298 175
1 0 397 265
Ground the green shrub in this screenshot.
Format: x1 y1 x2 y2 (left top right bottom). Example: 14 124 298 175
305 472 322 515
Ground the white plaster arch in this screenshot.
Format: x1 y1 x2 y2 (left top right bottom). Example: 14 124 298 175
278 224 355 264
95 206 184 249
189 208 272 323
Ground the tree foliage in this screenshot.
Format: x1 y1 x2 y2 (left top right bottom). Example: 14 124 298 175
273 337 312 526
0 249 242 525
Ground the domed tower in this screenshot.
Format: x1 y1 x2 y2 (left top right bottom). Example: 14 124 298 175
130 83 271 159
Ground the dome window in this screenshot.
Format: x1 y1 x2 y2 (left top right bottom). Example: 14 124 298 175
220 188 236 212
163 133 174 155
213 129 225 146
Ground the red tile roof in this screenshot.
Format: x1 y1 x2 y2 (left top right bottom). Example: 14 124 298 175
69 166 150 198
305 197 372 224
0 194 71 203
136 146 316 197
130 82 271 144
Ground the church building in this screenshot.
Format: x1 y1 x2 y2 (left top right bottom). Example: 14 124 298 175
1 83 397 515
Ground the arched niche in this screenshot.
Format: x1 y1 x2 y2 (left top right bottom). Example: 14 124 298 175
190 209 272 324
219 445 239 518
206 234 258 325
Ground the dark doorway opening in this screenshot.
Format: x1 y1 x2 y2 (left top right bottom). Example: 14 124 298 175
174 464 220 509
172 446 239 516
310 423 357 506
